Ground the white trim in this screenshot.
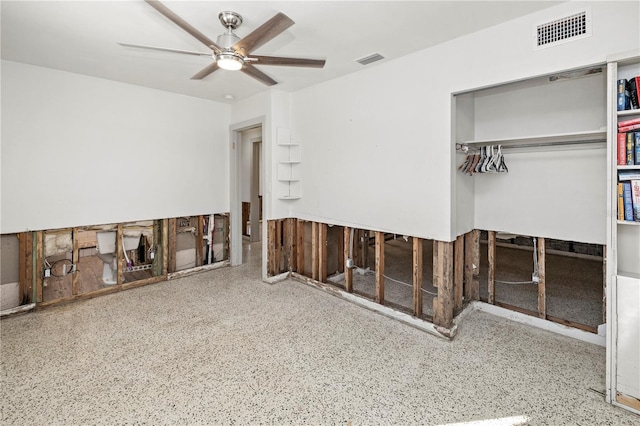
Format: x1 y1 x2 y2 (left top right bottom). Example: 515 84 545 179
0 303 36 318
167 261 229 280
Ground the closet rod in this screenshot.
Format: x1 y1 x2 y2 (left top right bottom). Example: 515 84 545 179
456 138 606 152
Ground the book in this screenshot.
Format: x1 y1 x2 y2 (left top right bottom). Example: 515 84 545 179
623 181 634 221
618 123 640 132
627 132 635 165
618 78 630 110
628 76 640 109
636 132 640 165
618 183 625 220
632 180 640 221
618 117 640 128
619 170 640 181
618 132 627 165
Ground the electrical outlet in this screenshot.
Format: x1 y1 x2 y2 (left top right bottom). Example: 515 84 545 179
532 274 539 283
44 268 51 278
346 258 354 269
149 252 155 260
71 264 77 273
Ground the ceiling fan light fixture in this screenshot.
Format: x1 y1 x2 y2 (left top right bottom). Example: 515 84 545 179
217 53 244 70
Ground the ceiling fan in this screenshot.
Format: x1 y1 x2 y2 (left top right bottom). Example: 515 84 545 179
119 0 326 86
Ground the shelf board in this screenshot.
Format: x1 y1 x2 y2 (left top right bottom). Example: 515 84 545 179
617 165 640 170
459 129 607 147
279 161 301 164
277 178 300 182
617 271 640 280
278 195 301 200
277 142 300 146
617 220 640 226
617 109 640 117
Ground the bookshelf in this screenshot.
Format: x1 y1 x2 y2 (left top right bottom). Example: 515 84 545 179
606 54 640 414
276 128 302 200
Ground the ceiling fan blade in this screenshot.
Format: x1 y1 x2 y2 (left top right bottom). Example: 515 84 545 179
191 62 220 80
118 43 211 57
145 0 222 53
250 55 325 68
232 12 294 55
240 64 277 86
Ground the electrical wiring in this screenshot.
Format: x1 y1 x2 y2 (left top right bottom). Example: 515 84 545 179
382 273 438 296
46 258 73 277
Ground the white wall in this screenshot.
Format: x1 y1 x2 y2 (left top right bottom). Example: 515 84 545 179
289 1 639 242
1 60 230 233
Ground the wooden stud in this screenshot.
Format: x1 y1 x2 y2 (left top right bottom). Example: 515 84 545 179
296 219 304 274
454 235 464 313
162 219 169 276
287 218 296 272
35 231 44 303
344 227 353 293
195 215 204 267
616 393 640 411
537 236 546 319
267 220 277 276
488 230 496 305
361 231 369 269
318 223 327 282
116 224 124 285
168 218 177 273
311 222 319 280
18 232 34 304
72 228 80 296
375 231 385 305
433 240 440 288
464 229 480 301
275 219 283 273
413 237 423 317
432 240 455 329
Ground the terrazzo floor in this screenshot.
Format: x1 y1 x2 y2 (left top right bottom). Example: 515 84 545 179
1 242 636 425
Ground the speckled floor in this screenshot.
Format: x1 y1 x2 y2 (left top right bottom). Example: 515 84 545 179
1 242 636 425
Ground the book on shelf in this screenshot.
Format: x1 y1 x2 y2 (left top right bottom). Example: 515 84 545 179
636 132 640 166
622 181 634 221
618 122 640 132
632 180 640 222
627 132 636 165
618 132 627 165
628 76 640 110
618 78 630 111
618 183 625 221
619 170 640 181
618 117 640 128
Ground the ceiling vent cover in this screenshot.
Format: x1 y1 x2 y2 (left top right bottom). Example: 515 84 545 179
534 9 591 49
356 53 385 66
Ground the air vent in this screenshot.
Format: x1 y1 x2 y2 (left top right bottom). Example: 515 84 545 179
534 9 591 49
356 53 385 66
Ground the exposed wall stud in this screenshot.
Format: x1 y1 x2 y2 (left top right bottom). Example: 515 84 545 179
344 227 353 292
18 232 33 304
72 228 79 296
116 224 124 285
464 229 480 301
537 236 546 319
162 219 169 275
275 219 283 272
296 219 304 273
413 237 423 317
267 220 277 276
375 231 385 305
311 222 319 280
488 230 496 305
196 215 204 267
319 223 327 282
454 235 464 313
168 218 177 273
433 240 455 328
36 231 44 303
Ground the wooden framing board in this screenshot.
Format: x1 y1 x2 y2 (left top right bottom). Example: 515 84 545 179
162 219 169 275
267 220 277 276
311 222 319 281
454 235 464 313
616 393 640 411
336 226 345 273
344 227 353 293
318 223 327 282
72 228 80 296
116 224 124 285
168 218 177 273
35 231 44 303
464 229 480 302
537 236 546 319
433 240 455 329
195 215 204 267
296 219 305 274
375 231 385 305
413 237 423 317
286 218 295 272
488 230 496 305
18 232 33 304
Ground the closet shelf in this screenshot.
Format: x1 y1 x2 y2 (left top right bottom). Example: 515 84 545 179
279 160 301 164
458 129 606 149
618 109 640 117
617 220 640 226
617 165 640 170
278 195 301 200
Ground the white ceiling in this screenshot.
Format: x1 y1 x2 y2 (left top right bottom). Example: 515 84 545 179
1 1 563 103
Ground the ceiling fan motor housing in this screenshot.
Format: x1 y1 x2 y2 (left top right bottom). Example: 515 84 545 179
216 32 241 50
